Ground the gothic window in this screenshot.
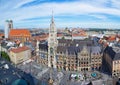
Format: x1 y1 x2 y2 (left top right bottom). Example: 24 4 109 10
56 55 58 61
81 58 83 60
50 26 54 32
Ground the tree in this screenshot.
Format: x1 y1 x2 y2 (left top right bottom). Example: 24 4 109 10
1 51 10 61
62 36 65 40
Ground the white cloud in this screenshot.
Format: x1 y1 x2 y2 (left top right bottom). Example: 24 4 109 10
13 0 36 9
89 14 107 20
111 0 120 9
0 0 120 28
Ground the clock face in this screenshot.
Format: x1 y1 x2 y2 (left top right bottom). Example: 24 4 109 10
51 34 53 36
50 47 53 54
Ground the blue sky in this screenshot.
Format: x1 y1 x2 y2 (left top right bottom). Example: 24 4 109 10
0 0 120 29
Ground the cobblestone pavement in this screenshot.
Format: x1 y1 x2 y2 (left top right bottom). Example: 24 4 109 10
17 60 49 85
16 60 113 85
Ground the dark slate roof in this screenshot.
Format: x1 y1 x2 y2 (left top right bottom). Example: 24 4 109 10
57 46 67 53
74 46 81 55
39 44 48 51
58 39 71 43
92 37 100 46
104 46 116 60
24 42 34 51
57 45 92 56
70 46 91 55
91 46 101 54
0 59 34 85
1 42 8 49
114 53 120 60
73 39 93 46
104 46 120 60
58 39 94 46
39 39 101 57
1 42 17 50
67 46 77 55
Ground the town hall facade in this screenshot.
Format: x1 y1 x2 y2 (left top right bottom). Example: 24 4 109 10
37 15 102 72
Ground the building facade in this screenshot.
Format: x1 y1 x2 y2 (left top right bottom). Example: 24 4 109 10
9 46 31 64
91 46 102 70
78 46 91 71
38 39 102 72
103 46 120 77
37 16 102 72
113 58 120 77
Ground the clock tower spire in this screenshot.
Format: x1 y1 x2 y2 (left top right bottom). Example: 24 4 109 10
48 11 57 68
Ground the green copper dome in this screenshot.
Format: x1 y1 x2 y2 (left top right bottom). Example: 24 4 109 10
12 79 28 85
5 20 9 22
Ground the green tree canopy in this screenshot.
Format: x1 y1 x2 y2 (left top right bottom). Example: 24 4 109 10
1 51 10 61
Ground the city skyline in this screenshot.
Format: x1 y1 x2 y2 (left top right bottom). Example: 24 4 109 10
0 0 120 29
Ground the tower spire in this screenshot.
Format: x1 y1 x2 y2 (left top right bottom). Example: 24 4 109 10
51 10 54 23
52 10 53 17
48 10 57 68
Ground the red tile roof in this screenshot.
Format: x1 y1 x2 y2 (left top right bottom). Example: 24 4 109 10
72 33 87 37
10 46 30 53
57 33 63 37
0 33 4 37
9 29 31 37
32 34 49 41
108 35 116 41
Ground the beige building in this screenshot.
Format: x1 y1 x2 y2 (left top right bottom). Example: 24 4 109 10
91 46 102 70
37 43 48 66
78 46 91 71
9 46 31 64
113 60 120 77
38 39 102 72
103 46 120 77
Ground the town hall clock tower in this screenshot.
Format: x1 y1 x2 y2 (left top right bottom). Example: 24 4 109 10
48 13 58 68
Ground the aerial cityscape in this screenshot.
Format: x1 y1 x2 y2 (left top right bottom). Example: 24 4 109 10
0 0 120 85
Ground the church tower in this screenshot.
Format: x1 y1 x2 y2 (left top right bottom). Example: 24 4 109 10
5 20 13 38
48 12 58 68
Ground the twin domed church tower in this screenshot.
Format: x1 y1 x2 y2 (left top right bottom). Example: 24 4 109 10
48 13 58 68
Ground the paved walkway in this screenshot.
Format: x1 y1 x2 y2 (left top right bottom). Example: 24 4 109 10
16 61 113 85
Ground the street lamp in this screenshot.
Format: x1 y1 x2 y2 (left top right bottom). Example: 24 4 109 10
48 67 53 85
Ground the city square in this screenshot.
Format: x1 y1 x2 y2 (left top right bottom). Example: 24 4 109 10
16 59 113 85
0 0 120 85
